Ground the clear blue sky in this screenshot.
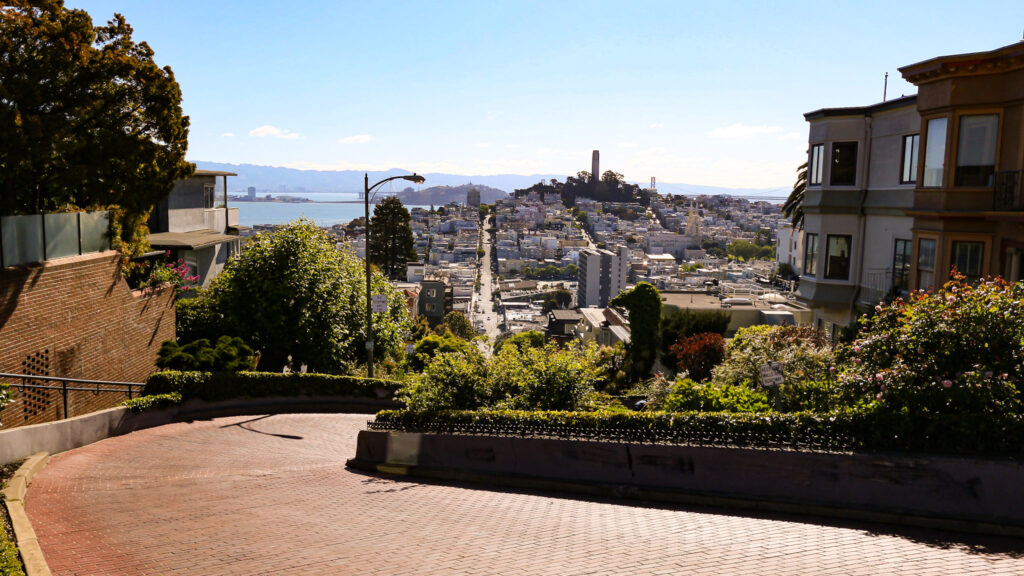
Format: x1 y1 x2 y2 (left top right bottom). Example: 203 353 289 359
66 0 1024 188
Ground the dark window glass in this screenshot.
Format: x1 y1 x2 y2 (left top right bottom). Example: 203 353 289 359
892 239 911 295
825 235 852 279
923 118 947 187
803 233 818 276
809 144 824 186
952 241 984 280
917 238 936 290
900 134 919 184
203 184 215 209
830 142 857 186
955 115 998 187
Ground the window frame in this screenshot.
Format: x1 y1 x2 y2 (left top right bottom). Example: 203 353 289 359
922 117 948 188
803 233 818 277
829 142 858 187
954 113 999 188
900 134 920 185
824 234 853 280
917 238 937 291
951 241 984 280
203 184 216 209
892 238 912 295
809 144 824 186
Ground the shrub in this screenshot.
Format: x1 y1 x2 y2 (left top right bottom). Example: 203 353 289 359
669 332 725 382
408 334 482 372
664 379 771 413
122 392 182 412
493 330 546 354
710 325 834 389
486 343 600 411
659 309 731 369
399 353 488 411
144 371 401 402
156 336 257 372
838 275 1024 417
0 533 25 576
610 282 662 381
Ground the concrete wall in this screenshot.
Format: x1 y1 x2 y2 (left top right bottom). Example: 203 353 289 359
352 430 1024 532
0 252 175 429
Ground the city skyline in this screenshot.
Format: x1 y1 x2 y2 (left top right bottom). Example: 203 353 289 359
66 0 1024 188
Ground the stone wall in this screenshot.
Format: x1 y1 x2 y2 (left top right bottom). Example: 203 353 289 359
0 251 175 429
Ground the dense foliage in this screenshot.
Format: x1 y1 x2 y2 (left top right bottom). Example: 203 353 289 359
408 334 482 372
838 275 1024 417
122 392 182 412
156 336 257 372
609 282 662 380
368 196 416 279
436 311 476 341
399 343 601 412
493 330 546 354
178 220 409 373
664 379 771 413
123 252 198 291
144 370 401 402
669 332 725 382
0 1 193 253
726 240 774 261
659 308 731 369
710 325 834 388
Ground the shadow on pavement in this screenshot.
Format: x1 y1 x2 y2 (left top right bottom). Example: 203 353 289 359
219 414 304 440
345 466 1024 558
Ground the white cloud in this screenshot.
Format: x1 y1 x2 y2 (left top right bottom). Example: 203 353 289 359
708 124 785 139
476 142 491 148
221 132 235 138
249 125 301 139
618 141 639 148
338 134 372 144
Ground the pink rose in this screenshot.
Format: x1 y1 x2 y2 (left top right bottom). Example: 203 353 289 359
875 373 884 382
942 380 952 388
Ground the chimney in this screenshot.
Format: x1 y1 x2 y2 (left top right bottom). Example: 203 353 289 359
592 150 600 181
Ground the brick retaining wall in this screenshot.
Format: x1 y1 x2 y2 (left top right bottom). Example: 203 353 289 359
0 251 175 429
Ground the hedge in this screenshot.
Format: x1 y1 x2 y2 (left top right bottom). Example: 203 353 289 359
145 371 402 402
370 409 1024 457
122 392 182 412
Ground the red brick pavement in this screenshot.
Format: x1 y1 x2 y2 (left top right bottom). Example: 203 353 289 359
24 414 1024 575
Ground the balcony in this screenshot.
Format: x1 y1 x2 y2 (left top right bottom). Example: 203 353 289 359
993 170 1023 211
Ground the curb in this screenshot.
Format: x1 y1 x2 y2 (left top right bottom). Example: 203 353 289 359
3 452 52 576
345 457 1024 539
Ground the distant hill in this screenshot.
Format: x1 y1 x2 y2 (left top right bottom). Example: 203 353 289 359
192 161 786 201
394 184 507 205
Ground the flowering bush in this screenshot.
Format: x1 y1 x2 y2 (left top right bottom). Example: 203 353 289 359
839 275 1024 416
669 332 725 382
710 325 834 389
122 252 198 292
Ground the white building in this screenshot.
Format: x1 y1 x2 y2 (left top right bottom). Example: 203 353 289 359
577 245 629 307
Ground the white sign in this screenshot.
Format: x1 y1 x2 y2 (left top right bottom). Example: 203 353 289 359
371 294 388 313
759 362 785 388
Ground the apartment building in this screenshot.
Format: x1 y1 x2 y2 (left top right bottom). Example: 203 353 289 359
577 245 629 307
797 41 1024 332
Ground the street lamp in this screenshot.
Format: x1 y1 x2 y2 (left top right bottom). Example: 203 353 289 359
365 172 425 378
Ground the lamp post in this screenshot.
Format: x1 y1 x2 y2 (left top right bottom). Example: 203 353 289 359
365 172 425 378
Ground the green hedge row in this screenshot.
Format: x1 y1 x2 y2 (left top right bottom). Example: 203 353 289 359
371 409 1024 457
145 371 402 402
122 392 182 412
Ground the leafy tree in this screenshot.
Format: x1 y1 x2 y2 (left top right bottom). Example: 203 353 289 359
486 343 600 411
493 330 546 354
368 196 417 279
782 160 808 229
659 309 731 369
437 311 476 341
408 315 432 341
0 2 192 251
156 336 257 372
610 282 662 381
727 240 773 261
541 289 573 313
409 333 481 372
399 352 487 410
669 332 726 382
183 220 409 373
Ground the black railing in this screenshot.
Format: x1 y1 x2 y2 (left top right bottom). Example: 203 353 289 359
993 170 1023 211
0 372 143 421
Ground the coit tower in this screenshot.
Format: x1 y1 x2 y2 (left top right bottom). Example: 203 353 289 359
592 150 599 181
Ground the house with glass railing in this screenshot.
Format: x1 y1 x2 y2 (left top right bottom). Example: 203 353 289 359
797 40 1024 334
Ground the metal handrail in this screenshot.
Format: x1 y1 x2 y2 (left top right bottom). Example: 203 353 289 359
0 372 144 420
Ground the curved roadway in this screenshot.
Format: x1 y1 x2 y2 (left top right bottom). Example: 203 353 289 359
24 414 1024 575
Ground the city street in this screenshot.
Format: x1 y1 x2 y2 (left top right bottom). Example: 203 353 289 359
24 413 1024 576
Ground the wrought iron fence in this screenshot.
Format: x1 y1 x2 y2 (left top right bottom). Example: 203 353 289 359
0 372 143 421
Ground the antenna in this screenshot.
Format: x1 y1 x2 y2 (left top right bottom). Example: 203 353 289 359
883 72 888 102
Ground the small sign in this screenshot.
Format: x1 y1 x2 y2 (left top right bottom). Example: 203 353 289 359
372 294 388 313
759 362 785 388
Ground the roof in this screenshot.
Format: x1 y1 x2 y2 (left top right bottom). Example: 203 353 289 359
900 41 1024 85
148 230 239 249
804 94 917 121
193 169 238 177
550 309 583 322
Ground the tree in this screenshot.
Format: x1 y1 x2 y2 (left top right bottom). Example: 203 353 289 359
493 330 546 354
408 333 482 372
609 282 662 381
183 220 409 373
437 311 476 341
782 160 807 229
660 309 731 369
156 336 257 372
368 196 416 279
669 333 726 382
0 2 193 251
541 289 573 313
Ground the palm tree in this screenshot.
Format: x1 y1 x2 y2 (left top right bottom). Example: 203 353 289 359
782 160 807 229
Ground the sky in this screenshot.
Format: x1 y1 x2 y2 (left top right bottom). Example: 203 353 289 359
66 0 1024 189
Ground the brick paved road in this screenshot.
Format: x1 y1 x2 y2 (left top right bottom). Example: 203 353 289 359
25 414 1024 575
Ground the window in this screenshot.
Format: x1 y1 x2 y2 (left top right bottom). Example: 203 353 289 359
809 144 824 186
892 239 912 295
203 184 216 209
803 233 818 276
917 238 936 291
825 235 852 280
900 134 919 184
951 241 984 280
923 118 947 187
955 115 998 187
830 142 857 186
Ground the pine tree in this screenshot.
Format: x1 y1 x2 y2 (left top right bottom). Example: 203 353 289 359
368 196 417 279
